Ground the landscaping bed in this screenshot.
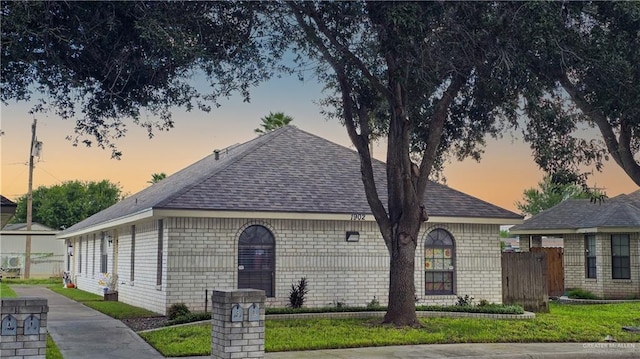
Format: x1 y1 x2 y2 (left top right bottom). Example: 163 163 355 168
121 316 169 332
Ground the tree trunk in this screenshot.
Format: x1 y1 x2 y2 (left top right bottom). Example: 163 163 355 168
383 221 420 327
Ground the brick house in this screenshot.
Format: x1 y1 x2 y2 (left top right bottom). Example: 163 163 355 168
58 126 522 315
510 191 640 299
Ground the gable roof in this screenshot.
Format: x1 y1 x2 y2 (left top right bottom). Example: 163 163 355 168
0 222 59 236
510 190 640 234
1 223 57 232
1 195 16 207
60 126 521 237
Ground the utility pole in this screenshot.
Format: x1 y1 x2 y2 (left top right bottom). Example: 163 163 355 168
25 118 37 279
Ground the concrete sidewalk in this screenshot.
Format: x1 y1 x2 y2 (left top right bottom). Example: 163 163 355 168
11 286 163 359
9 286 640 359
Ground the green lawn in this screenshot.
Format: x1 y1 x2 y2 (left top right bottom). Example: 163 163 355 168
46 334 63 359
48 286 158 318
84 301 159 319
4 278 60 285
48 286 104 301
140 302 640 357
141 324 211 357
0 282 18 298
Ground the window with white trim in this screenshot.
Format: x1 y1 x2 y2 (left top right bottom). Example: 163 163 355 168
611 234 630 279
424 228 455 295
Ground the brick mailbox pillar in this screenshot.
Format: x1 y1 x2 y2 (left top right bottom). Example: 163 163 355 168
211 289 265 359
1 298 49 359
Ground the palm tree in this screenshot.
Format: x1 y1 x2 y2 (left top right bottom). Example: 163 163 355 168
254 112 293 134
148 172 167 184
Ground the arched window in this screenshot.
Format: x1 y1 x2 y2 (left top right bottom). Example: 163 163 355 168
424 228 455 295
238 225 275 297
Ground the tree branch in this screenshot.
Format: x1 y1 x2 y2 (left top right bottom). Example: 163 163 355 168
559 73 640 186
294 2 392 99
289 3 392 240
417 72 469 198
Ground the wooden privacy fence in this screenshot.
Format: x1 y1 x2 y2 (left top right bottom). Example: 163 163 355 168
530 247 564 297
502 252 549 312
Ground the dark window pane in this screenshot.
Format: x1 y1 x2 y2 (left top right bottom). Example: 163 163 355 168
611 235 630 279
238 226 275 297
585 235 596 279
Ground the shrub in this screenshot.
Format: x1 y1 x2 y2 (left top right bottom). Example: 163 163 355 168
417 304 525 315
288 277 309 308
266 303 524 315
566 288 599 300
478 299 490 307
366 296 382 310
167 303 190 320
456 295 474 306
165 312 211 326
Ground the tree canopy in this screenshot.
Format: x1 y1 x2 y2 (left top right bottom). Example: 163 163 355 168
255 112 293 134
10 180 123 230
515 176 605 217
1 1 286 158
147 172 167 184
506 1 640 186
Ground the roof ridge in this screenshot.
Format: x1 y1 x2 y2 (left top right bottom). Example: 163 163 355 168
156 126 295 207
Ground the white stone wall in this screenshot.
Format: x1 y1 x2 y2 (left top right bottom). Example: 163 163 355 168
65 217 504 314
564 232 640 299
162 218 502 313
113 221 168 314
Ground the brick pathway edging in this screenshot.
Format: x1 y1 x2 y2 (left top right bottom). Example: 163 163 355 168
556 296 640 305
266 310 535 320
140 310 534 334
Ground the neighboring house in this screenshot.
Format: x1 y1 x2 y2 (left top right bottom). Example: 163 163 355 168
0 223 63 278
58 126 522 315
510 191 640 299
1 195 17 228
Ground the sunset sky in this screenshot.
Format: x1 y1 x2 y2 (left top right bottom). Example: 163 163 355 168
1 74 637 214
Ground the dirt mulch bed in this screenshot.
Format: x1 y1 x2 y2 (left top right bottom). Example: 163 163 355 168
121 316 168 332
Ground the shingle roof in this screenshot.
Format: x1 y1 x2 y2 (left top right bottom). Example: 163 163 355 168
510 190 640 233
2 223 55 231
60 126 521 235
1 195 16 207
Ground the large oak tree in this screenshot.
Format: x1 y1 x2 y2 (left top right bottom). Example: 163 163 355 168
284 1 521 325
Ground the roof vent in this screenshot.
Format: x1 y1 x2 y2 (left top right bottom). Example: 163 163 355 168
214 150 220 160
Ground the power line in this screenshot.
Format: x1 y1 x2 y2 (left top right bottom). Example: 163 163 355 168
36 164 63 184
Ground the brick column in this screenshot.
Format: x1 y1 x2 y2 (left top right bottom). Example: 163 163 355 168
1 298 48 359
211 289 265 359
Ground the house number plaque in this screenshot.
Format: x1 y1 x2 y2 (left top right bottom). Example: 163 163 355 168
248 303 260 322
24 314 40 335
231 304 243 322
1 315 17 335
